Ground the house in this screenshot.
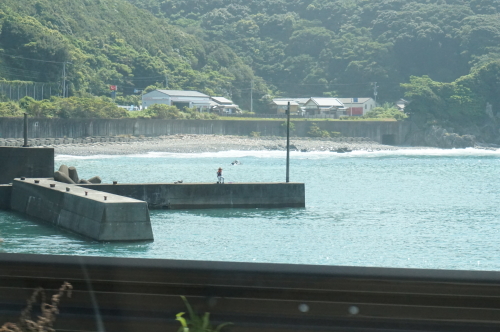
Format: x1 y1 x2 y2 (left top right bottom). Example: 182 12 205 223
303 97 346 118
141 90 211 112
269 100 299 115
395 98 409 111
210 97 240 114
273 98 309 114
337 98 376 116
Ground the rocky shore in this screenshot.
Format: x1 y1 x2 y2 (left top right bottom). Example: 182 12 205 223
1 135 400 155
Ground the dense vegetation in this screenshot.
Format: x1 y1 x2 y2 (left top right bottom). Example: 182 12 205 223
0 96 219 119
126 0 500 124
0 0 261 110
1 0 500 124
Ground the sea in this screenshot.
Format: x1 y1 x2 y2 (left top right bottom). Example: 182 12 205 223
1 148 500 271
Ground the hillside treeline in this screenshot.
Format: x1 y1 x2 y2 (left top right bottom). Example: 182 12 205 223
0 0 264 109
1 0 500 123
128 0 500 120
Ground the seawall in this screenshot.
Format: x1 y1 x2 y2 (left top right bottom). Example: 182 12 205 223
78 182 305 209
0 118 408 144
10 178 153 241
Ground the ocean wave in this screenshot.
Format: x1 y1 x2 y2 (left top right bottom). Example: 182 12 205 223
55 147 500 161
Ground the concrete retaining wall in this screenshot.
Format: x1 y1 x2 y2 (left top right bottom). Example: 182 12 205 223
10 178 153 241
79 183 305 209
0 185 11 210
0 147 54 184
0 118 408 144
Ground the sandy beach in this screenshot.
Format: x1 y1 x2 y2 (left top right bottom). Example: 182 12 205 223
52 134 400 155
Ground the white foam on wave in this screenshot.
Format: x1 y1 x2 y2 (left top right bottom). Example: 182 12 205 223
55 154 119 161
55 147 500 161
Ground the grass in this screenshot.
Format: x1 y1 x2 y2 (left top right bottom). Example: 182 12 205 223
0 282 72 332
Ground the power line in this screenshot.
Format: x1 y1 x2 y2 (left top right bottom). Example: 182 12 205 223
1 53 68 64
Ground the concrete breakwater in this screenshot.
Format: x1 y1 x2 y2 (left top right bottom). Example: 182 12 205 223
79 182 305 209
0 118 407 144
10 178 153 241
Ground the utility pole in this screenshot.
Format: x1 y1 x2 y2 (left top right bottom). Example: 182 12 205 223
286 102 290 183
165 75 168 89
62 62 66 98
373 82 378 105
250 80 253 112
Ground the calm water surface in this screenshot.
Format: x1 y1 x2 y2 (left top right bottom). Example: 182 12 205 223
1 148 499 271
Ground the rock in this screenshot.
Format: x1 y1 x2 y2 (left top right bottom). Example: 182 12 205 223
79 179 91 184
68 166 79 183
58 165 70 177
88 176 102 184
54 171 75 184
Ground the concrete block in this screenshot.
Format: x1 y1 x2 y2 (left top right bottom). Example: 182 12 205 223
0 184 12 210
88 176 102 184
54 171 75 184
0 147 54 184
59 165 70 177
68 167 79 183
10 178 153 241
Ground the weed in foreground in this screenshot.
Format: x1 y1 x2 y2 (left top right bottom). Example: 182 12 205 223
176 296 232 332
0 282 72 332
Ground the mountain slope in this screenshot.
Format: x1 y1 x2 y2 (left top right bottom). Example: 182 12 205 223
126 0 500 101
0 0 260 108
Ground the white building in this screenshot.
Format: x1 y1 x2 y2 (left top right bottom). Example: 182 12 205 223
142 90 211 112
337 98 376 116
303 97 346 118
210 97 239 114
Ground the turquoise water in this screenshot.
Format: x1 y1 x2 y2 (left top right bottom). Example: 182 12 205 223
1 148 500 271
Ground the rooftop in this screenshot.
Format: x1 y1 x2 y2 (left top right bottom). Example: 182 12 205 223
211 96 233 104
271 100 299 106
337 98 373 104
307 97 344 107
153 90 209 97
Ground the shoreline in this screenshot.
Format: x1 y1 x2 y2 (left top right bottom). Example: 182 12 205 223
50 134 400 156
3 134 496 156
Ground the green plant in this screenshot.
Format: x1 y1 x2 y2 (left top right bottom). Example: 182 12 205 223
176 296 232 332
249 131 260 137
280 121 295 136
307 123 330 138
330 131 342 137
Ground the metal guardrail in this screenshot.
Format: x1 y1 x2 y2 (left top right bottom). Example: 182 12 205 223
1 253 500 332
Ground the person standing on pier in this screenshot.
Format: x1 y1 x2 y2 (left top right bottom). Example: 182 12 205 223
217 167 224 184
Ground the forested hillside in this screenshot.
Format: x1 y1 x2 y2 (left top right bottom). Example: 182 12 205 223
127 0 500 108
2 0 500 122
0 0 260 108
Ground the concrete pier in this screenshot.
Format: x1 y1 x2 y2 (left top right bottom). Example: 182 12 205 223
79 182 305 209
10 178 153 241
